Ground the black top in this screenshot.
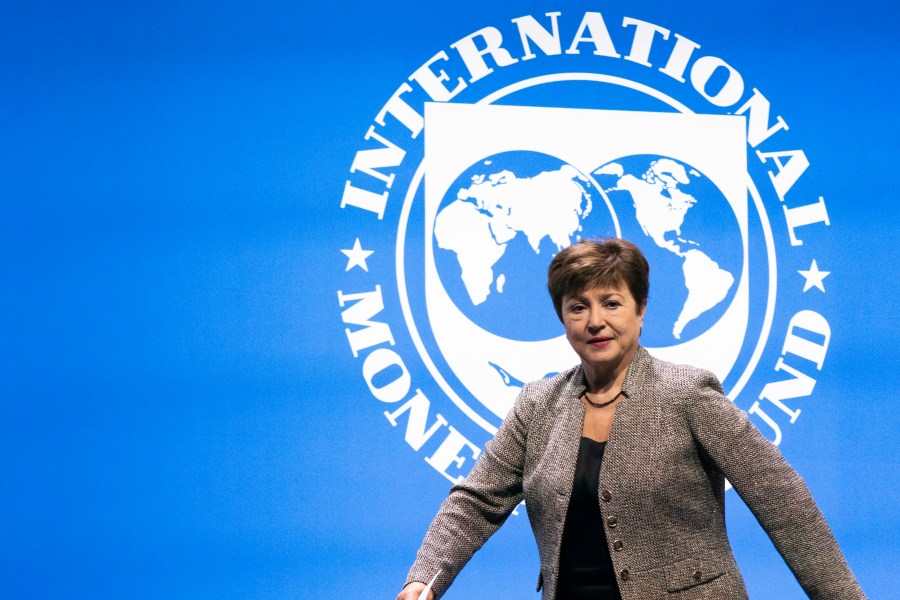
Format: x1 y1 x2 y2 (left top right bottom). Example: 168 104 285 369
556 437 622 600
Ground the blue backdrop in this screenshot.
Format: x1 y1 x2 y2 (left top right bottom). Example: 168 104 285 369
1 1 897 598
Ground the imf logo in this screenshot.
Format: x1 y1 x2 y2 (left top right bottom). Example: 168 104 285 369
338 10 833 483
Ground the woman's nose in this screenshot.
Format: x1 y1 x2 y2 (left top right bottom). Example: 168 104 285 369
587 309 605 331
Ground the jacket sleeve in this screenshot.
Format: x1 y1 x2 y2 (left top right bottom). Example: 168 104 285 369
404 385 534 599
683 370 865 599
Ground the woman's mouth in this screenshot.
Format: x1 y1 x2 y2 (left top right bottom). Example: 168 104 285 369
588 337 612 348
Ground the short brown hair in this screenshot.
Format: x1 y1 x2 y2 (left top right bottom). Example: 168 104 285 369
547 238 649 321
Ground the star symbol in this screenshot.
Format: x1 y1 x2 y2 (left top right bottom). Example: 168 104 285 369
798 259 830 293
341 238 374 272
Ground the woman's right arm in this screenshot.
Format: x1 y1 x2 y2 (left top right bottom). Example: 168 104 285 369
398 384 535 599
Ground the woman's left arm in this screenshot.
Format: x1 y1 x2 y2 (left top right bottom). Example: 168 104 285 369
684 370 865 600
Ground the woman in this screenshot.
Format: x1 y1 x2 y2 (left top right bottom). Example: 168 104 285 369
397 238 863 600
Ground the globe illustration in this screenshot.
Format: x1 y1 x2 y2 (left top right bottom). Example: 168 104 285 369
432 150 616 341
592 155 742 346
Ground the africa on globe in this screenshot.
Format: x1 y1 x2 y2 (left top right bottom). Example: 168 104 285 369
432 150 616 341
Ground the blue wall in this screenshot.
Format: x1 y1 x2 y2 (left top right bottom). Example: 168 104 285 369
1 1 897 598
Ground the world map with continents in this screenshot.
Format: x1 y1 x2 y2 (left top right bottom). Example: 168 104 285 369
433 151 737 345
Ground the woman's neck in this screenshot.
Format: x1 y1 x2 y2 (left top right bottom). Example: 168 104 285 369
582 357 632 395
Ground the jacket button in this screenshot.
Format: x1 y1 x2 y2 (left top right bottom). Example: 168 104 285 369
620 569 630 581
613 540 623 551
606 516 618 528
601 490 612 501
693 570 703 581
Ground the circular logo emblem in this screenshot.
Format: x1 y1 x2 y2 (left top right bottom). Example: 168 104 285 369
337 10 833 484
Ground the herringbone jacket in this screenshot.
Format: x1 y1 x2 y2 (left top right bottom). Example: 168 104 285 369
406 347 864 599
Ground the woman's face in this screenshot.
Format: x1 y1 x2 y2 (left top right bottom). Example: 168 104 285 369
561 283 646 385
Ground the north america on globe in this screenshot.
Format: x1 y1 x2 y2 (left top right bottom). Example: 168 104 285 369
594 157 735 340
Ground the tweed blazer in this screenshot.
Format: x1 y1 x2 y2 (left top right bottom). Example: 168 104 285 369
405 347 864 599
